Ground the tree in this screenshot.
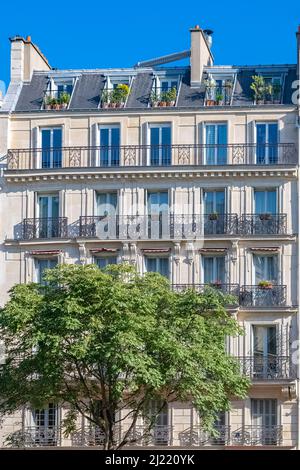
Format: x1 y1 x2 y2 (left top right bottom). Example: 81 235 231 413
0 264 249 449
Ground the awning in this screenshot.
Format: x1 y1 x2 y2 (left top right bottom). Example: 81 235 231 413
199 248 227 253
142 249 171 254
90 248 119 253
249 247 279 253
30 250 61 256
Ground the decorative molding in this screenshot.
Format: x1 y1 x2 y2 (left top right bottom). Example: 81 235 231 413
186 242 194 264
129 242 137 265
281 384 297 400
173 242 181 265
78 243 87 265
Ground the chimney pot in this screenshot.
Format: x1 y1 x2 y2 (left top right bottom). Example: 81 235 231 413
26 36 31 42
195 25 200 29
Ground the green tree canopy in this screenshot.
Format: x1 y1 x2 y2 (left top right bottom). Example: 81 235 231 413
0 264 249 449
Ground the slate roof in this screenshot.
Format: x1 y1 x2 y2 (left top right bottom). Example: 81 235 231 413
13 65 297 112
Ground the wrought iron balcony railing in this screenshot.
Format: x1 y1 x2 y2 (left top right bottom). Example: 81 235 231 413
240 213 287 235
79 214 238 240
129 425 173 446
240 285 287 308
22 426 60 447
231 425 283 446
22 217 68 240
237 355 295 380
6 143 297 170
205 85 233 106
179 425 231 446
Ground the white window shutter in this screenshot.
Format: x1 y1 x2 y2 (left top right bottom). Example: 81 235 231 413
91 123 98 166
32 127 38 169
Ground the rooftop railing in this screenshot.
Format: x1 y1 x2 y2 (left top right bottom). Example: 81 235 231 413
6 143 297 170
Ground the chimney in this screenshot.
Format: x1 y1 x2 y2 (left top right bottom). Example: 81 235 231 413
190 25 213 88
297 26 300 77
9 35 51 82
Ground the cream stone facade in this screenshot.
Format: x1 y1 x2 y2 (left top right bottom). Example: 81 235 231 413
0 26 299 448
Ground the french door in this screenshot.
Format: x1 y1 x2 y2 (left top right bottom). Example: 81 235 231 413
30 403 58 446
254 190 277 214
41 128 62 168
256 123 278 164
149 125 171 166
148 401 169 445
252 325 277 379
96 192 118 239
99 126 120 167
253 255 277 284
96 257 117 269
205 124 227 165
251 399 278 445
147 191 169 239
38 195 59 238
203 256 225 284
203 190 225 234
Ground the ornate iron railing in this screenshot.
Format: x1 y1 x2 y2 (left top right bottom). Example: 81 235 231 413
6 143 297 170
128 425 173 446
231 425 283 446
79 214 238 240
240 285 286 307
22 217 68 240
237 355 295 380
71 426 107 447
240 213 287 235
179 425 231 446
173 283 239 296
22 426 61 447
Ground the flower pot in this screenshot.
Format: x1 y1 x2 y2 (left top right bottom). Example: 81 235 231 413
170 100 175 106
209 213 219 221
102 103 109 109
54 103 61 110
206 99 216 106
152 101 159 107
61 103 68 109
256 99 264 105
259 213 272 221
45 104 51 110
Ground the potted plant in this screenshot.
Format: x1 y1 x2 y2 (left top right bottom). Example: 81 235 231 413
59 92 70 109
258 280 273 290
215 92 224 105
264 83 273 104
52 98 61 110
158 90 168 107
250 75 265 105
101 89 110 108
204 78 216 106
259 213 273 221
150 90 160 107
110 84 129 108
210 279 223 289
166 87 177 106
209 212 219 221
272 83 281 104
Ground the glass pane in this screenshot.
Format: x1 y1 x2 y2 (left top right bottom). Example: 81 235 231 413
217 125 227 164
51 196 59 219
266 191 276 213
96 257 117 269
111 128 120 166
268 124 278 163
206 125 215 164
215 191 225 213
267 327 277 355
159 258 169 278
204 257 214 283
254 191 266 213
97 193 117 216
254 255 264 283
150 127 160 165
204 191 214 214
41 130 51 168
146 258 157 272
100 128 109 166
52 129 62 168
39 196 49 219
267 256 277 281
161 127 171 165
216 257 225 282
256 124 266 164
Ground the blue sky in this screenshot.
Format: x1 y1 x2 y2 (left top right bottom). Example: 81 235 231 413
0 0 299 91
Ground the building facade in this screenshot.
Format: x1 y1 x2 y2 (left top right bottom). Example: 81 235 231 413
0 26 299 448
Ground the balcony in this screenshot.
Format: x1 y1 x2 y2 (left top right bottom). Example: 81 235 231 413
204 85 233 106
179 425 231 446
6 143 297 170
231 425 283 446
238 356 295 380
19 426 60 447
173 283 239 297
43 90 71 111
79 214 238 240
240 213 287 235
22 217 68 240
150 87 177 107
240 285 287 308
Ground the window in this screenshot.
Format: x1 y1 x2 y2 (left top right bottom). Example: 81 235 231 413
205 124 227 165
30 403 58 446
253 255 278 284
147 400 169 445
149 124 171 166
203 190 225 214
251 399 278 445
95 257 117 269
160 79 178 92
147 191 169 214
97 192 118 216
254 190 277 214
50 79 73 97
41 128 62 168
37 194 59 238
203 256 225 284
256 123 278 164
147 192 169 238
99 125 120 167
146 257 169 278
252 325 277 379
36 258 57 285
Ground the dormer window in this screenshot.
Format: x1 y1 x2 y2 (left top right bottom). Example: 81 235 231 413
43 78 74 110
250 75 282 105
204 74 234 106
100 77 131 108
150 76 179 108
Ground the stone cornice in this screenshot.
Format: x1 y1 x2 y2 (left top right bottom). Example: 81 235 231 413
4 165 298 183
